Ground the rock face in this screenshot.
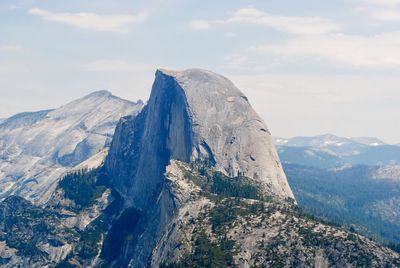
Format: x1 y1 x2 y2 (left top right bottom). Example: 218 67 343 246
106 68 293 208
0 90 143 203
103 68 292 266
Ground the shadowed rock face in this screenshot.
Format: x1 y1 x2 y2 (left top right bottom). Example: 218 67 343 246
106 68 293 208
105 71 193 209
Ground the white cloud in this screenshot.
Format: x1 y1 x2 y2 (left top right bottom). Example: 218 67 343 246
0 45 23 52
252 32 400 68
223 54 252 69
224 32 237 38
222 53 275 70
82 60 153 72
359 0 400 21
0 63 30 73
364 0 400 7
189 20 210 30
28 8 147 33
188 7 339 35
224 7 340 35
371 9 400 21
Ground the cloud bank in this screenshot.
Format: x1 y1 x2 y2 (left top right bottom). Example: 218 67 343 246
29 8 147 33
190 7 340 35
252 32 400 68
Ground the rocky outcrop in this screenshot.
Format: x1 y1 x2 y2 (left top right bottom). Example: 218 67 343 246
108 158 400 267
373 165 400 181
151 160 400 268
0 168 119 268
0 195 77 267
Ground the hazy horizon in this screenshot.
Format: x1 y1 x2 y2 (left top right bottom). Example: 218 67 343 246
1 0 399 143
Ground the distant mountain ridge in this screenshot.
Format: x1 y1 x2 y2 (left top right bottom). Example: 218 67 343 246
0 90 143 203
274 134 400 168
274 134 388 147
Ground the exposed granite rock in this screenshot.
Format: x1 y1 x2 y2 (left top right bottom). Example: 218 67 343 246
159 69 293 199
105 69 293 209
0 195 77 267
0 91 143 204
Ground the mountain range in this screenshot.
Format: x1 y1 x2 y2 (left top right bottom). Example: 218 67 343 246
274 134 400 168
275 135 388 148
0 69 398 267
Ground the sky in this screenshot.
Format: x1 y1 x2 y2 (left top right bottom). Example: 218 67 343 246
0 0 399 143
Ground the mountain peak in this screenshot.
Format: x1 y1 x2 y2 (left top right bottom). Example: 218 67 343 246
0 91 144 203
106 68 294 207
83 90 114 99
351 136 386 146
83 90 145 107
89 89 112 95
319 133 341 139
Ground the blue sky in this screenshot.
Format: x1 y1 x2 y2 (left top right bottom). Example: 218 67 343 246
1 0 399 143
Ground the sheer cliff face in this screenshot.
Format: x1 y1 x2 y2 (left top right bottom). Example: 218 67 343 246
105 72 193 208
105 68 294 208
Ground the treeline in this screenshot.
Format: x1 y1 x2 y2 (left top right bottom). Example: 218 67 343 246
58 167 107 208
